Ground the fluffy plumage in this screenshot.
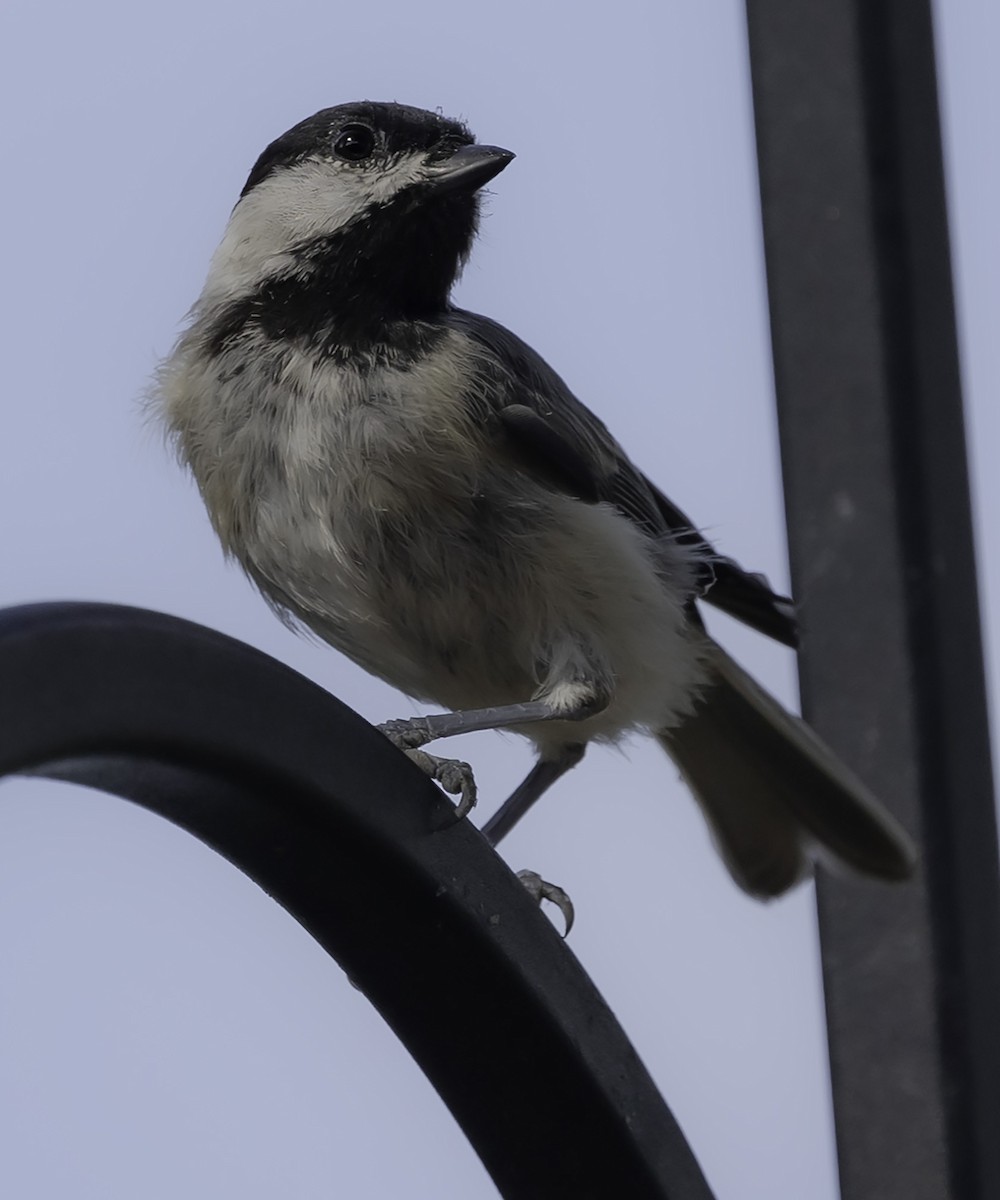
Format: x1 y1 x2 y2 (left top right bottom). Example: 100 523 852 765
158 101 915 896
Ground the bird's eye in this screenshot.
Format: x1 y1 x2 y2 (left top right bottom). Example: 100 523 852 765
333 124 377 162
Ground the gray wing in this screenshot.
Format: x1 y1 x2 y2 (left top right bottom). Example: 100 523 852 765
447 309 798 648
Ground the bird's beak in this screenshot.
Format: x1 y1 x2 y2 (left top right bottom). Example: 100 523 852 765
423 143 515 196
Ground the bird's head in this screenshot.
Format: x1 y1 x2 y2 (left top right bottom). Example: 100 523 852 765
200 102 514 341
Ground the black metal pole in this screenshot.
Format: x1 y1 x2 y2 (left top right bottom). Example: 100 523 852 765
744 3 1000 1198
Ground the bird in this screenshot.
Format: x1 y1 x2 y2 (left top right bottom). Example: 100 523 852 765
157 100 915 903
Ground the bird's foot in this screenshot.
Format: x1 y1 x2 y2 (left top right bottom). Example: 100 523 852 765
379 719 477 819
517 869 575 937
392 745 478 820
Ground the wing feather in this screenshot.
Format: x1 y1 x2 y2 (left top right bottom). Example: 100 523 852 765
447 309 797 647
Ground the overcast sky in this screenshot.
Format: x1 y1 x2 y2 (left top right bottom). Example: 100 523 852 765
1 2 996 1198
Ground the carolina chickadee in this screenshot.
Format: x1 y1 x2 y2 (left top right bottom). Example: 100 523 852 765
158 101 914 897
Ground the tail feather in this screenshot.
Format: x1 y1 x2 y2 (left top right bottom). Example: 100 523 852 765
660 642 916 899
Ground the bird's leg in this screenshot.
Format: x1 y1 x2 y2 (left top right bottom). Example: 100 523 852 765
482 743 586 846
378 682 608 750
377 682 604 829
480 745 587 937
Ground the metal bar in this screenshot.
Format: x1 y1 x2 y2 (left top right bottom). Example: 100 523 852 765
0 602 715 1200
744 2 1000 1197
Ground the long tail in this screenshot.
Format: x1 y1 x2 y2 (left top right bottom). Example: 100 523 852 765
659 641 916 898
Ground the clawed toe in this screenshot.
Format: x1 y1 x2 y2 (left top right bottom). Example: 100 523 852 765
517 869 575 937
401 748 478 820
378 719 477 820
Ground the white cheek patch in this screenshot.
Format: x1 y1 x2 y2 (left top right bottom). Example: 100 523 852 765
198 154 431 308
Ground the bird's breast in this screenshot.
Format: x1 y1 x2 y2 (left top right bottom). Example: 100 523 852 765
266 338 490 516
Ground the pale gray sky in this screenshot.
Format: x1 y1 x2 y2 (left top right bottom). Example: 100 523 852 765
0 2 996 1197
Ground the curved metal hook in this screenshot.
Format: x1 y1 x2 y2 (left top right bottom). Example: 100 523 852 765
0 602 713 1200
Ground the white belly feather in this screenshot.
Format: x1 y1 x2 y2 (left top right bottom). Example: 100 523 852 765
159 329 707 750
